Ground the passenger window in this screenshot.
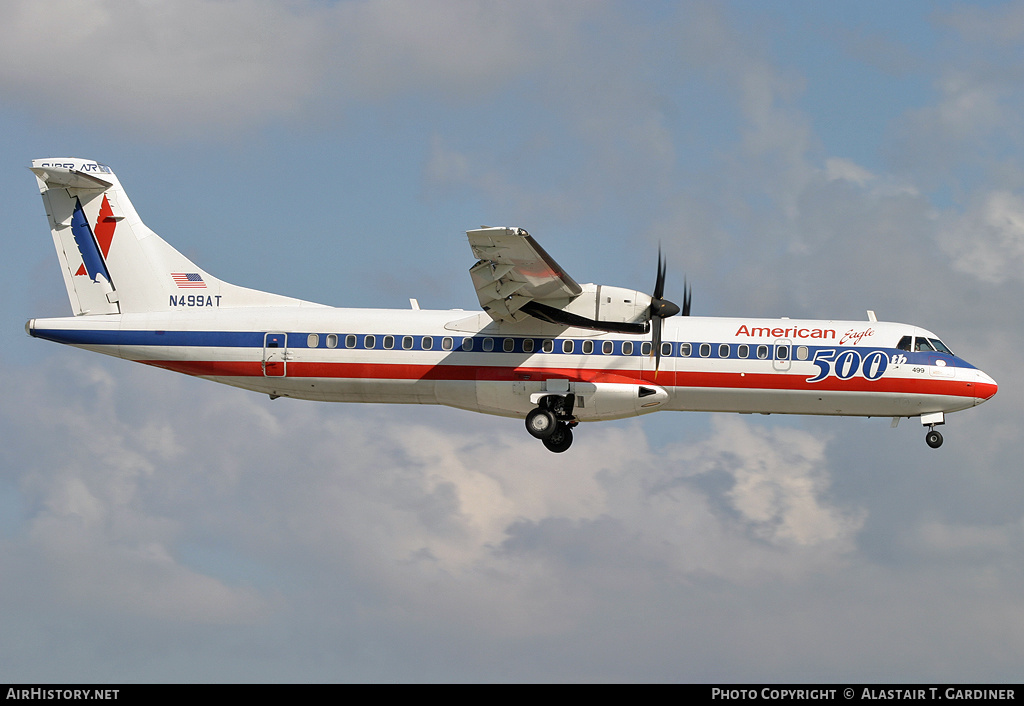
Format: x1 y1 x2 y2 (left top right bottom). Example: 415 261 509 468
462 337 473 351
897 336 913 351
523 339 535 353
756 345 768 359
680 343 692 357
562 340 574 354
582 340 594 354
402 336 413 350
738 344 749 359
719 344 730 358
662 342 672 357
796 346 808 361
307 333 319 348
442 337 453 351
422 336 433 351
543 339 554 353
483 338 494 352
699 343 711 358
622 341 634 355
641 341 652 356
345 334 356 349
364 335 376 349
503 338 515 352
602 340 614 355
326 334 338 349
383 335 394 350
776 345 789 360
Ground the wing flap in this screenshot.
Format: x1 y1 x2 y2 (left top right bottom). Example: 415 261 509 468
467 227 582 323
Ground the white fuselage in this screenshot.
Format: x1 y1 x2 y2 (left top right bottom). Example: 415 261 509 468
27 307 998 423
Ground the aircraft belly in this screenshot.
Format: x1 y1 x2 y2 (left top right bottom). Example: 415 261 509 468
474 380 540 418
201 375 440 404
315 378 438 404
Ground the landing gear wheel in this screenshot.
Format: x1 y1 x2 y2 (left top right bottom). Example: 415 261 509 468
526 407 558 439
542 424 573 453
926 429 943 449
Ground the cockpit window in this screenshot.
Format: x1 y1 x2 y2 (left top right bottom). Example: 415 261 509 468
928 338 953 355
897 336 912 351
914 338 935 352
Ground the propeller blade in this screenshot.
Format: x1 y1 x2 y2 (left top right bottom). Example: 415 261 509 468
682 279 692 317
654 247 667 300
648 245 682 373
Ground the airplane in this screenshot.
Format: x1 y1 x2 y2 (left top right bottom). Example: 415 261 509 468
25 158 998 453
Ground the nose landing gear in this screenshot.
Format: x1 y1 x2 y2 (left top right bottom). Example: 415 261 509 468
525 394 577 453
921 412 945 449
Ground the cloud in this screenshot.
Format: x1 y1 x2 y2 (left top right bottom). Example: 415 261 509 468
690 417 865 548
942 2 1024 46
325 0 590 100
0 0 595 136
1 354 866 642
0 0 328 135
826 157 876 187
0 359 270 628
940 189 1024 284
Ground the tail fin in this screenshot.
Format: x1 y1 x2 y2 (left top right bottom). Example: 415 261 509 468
31 158 314 315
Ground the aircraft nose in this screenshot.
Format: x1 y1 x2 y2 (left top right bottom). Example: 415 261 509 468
972 369 998 404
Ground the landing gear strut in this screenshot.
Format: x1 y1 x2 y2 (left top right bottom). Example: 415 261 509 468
526 394 577 452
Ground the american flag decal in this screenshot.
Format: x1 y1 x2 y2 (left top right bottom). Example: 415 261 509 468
171 272 206 288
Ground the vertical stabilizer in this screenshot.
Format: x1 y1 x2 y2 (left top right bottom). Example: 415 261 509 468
31 158 316 315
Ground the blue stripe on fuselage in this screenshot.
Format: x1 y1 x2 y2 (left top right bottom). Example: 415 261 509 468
27 326 980 370
31 328 264 348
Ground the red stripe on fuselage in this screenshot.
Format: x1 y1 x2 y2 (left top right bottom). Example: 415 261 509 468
136 359 985 399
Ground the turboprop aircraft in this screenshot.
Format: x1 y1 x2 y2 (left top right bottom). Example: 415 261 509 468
26 158 998 453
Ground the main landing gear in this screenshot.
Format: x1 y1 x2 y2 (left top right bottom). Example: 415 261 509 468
525 395 577 453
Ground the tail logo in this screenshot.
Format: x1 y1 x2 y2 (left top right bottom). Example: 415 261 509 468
70 195 116 284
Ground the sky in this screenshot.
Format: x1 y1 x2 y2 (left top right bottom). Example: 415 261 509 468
2 0 1024 683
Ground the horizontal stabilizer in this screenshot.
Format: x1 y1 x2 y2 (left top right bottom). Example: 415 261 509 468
30 164 113 190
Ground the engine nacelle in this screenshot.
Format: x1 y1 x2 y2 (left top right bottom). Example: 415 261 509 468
559 283 652 327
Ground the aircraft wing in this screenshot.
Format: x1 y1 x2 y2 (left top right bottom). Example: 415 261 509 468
467 227 583 323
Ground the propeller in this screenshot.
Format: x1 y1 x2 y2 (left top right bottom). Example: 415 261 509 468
648 248 688 372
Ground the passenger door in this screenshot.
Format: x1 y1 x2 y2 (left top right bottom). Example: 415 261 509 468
263 332 288 377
